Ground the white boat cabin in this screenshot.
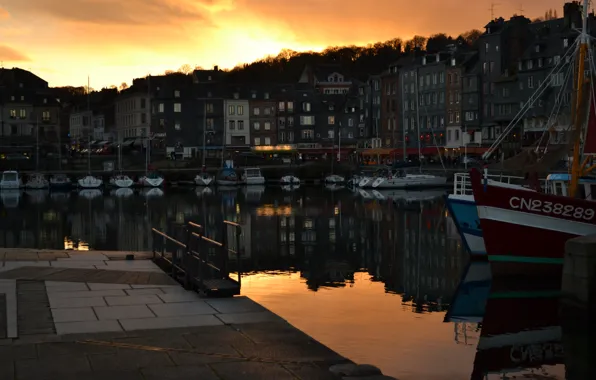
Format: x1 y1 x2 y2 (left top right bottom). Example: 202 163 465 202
544 173 596 200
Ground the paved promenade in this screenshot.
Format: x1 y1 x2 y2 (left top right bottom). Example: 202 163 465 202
0 249 350 380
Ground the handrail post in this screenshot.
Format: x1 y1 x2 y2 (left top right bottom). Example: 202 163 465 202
221 223 229 278
235 225 242 286
183 223 192 289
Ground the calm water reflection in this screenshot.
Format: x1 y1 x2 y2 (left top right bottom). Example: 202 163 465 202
0 187 567 379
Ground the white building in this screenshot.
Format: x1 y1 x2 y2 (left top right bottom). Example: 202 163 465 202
224 95 250 146
115 92 150 141
69 110 110 141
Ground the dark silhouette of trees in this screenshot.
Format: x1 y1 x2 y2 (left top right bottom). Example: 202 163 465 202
458 29 482 48
119 82 129 91
404 35 427 53
426 33 454 53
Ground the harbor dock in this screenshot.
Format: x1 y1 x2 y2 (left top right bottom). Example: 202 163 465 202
0 249 354 380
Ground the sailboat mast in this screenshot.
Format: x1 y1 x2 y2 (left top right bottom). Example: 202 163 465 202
401 72 407 159
569 0 591 197
87 75 91 175
35 116 39 170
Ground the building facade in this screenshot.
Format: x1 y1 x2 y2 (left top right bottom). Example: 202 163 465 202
224 91 250 147
249 89 276 147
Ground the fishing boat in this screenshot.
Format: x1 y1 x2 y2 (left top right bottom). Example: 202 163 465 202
109 174 134 188
140 171 164 187
0 171 23 190
280 175 300 186
216 168 241 186
451 3 596 271
49 174 72 190
242 167 265 185
195 172 213 186
371 170 447 189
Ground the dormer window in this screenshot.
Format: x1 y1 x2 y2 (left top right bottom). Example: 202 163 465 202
251 93 256 99
10 96 14 101
451 58 456 67
334 75 339 82
535 45 540 53
422 57 427 65
564 38 569 48
264 92 269 99
43 98 47 104
207 75 212 81
328 76 334 82
20 96 24 101
518 61 523 71
233 92 239 99
329 105 334 111
174 90 180 98
527 60 533 70
18 83 23 88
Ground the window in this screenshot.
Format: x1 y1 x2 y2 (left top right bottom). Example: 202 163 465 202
300 116 314 125
206 103 214 113
278 102 285 111
174 90 180 98
233 92 239 99
19 109 26 118
228 105 235 115
265 137 271 145
264 122 271 130
287 101 294 112
538 58 543 67
485 43 489 52
502 88 509 97
254 122 260 130
328 116 335 124
251 93 256 99
42 111 50 121
302 129 314 139
302 102 311 112
564 38 569 48
528 76 534 88
174 103 182 113
455 112 460 123
455 129 460 141
264 107 271 115
328 130 335 139
554 55 561 64
206 118 213 128
141 113 146 123
448 130 452 141
175 121 181 130
237 106 244 115
229 120 235 130
264 93 270 99
254 137 261 145
253 107 260 115
348 118 354 127
527 60 533 70
439 72 444 83
518 61 523 71
9 109 16 118
158 103 164 113
490 61 495 73
238 120 244 130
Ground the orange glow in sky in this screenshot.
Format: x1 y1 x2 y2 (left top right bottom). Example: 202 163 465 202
0 0 564 88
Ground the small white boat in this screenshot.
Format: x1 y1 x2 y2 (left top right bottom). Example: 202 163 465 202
216 168 241 186
347 175 362 187
358 176 375 188
325 174 345 185
110 174 134 188
50 174 72 189
78 175 103 189
280 175 300 186
242 167 265 185
111 188 134 197
26 173 49 189
0 171 23 190
79 189 102 199
140 172 164 187
195 173 213 186
371 172 447 189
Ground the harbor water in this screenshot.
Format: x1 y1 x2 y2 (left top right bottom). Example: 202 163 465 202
0 186 566 379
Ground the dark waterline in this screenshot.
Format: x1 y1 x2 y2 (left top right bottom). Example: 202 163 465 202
0 187 566 379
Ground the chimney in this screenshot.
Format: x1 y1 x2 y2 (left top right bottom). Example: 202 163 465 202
214 65 219 71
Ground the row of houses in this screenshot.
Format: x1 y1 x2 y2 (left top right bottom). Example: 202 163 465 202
0 1 591 160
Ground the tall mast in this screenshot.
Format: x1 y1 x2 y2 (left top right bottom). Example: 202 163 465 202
401 71 407 159
414 70 422 171
87 75 91 175
35 115 39 170
202 100 207 167
569 0 591 197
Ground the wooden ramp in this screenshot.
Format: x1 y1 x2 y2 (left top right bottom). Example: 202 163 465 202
0 266 178 285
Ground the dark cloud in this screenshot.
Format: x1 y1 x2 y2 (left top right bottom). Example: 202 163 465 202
0 45 29 61
2 0 208 25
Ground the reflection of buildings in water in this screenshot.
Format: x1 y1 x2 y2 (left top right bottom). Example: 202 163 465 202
453 322 481 346
301 259 355 291
64 237 90 250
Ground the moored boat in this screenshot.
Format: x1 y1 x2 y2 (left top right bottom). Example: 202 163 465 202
25 173 49 189
109 174 134 188
140 171 164 187
371 172 447 189
280 175 300 186
242 167 265 185
49 174 72 190
78 175 103 189
324 174 345 185
0 171 23 190
216 168 241 186
195 173 213 186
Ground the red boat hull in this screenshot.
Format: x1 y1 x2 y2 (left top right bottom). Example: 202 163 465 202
469 169 596 277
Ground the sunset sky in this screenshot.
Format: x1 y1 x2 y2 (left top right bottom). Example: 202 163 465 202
0 0 567 89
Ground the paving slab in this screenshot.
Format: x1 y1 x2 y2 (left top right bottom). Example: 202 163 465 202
207 296 266 314
51 307 98 323
148 301 216 317
0 279 17 338
36 341 117 357
119 315 223 331
48 289 127 299
49 296 107 308
55 320 123 335
211 361 296 380
88 283 132 291
94 305 155 320
157 292 202 303
105 294 163 306
57 254 108 261
88 349 174 371
217 311 283 324
142 365 220 380
15 355 92 379
124 288 164 296
46 281 89 292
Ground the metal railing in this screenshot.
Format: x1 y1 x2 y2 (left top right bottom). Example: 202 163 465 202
151 219 243 296
452 172 545 195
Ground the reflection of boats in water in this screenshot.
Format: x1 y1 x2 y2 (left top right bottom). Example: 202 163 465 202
243 185 265 202
140 188 164 198
0 190 21 208
50 191 71 202
370 189 446 202
357 188 374 199
324 183 345 192
195 187 213 197
25 190 49 204
469 279 563 380
281 184 300 192
444 261 491 324
78 189 103 199
110 188 134 197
